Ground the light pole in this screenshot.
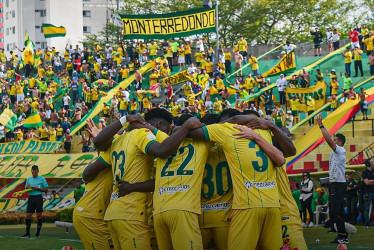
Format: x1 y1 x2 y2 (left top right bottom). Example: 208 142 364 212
215 0 219 64
203 0 219 63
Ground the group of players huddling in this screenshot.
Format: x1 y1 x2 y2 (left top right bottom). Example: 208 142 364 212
73 108 308 250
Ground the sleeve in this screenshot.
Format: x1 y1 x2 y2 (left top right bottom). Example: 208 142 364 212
136 129 158 154
202 124 227 143
98 149 112 168
42 177 48 188
334 145 344 154
362 171 368 180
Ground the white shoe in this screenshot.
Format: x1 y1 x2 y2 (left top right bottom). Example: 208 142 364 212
314 224 319 227
309 222 315 227
302 222 307 227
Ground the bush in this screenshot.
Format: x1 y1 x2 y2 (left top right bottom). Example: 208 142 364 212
56 208 74 223
0 211 57 225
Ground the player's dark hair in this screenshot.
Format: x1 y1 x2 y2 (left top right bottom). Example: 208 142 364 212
144 108 173 125
335 133 346 146
31 165 39 171
242 109 260 117
200 114 220 125
176 114 193 126
219 108 242 122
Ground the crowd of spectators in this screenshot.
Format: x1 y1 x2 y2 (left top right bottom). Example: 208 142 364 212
0 23 372 152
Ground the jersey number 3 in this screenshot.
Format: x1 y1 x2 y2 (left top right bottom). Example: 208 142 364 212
248 141 269 172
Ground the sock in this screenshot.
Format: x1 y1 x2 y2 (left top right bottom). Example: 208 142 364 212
25 219 31 235
36 218 43 235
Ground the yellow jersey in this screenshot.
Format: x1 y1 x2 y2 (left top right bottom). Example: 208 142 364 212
224 52 232 61
38 68 45 78
249 56 259 70
216 79 224 90
200 58 207 70
205 62 213 73
199 143 233 228
244 77 255 90
185 44 191 54
150 73 159 85
119 99 128 110
101 128 158 222
195 52 203 63
353 49 363 61
238 40 247 52
307 99 315 111
202 123 280 209
143 97 151 109
39 127 48 138
331 81 339 95
149 44 158 56
130 102 137 111
103 106 110 115
289 99 300 111
76 151 113 219
153 130 212 215
49 130 56 141
177 47 185 57
363 37 374 51
344 51 352 63
121 68 130 79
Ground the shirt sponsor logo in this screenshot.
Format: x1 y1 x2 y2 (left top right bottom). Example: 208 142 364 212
244 180 276 190
147 133 156 140
281 216 290 221
158 184 191 195
110 193 119 200
201 202 231 211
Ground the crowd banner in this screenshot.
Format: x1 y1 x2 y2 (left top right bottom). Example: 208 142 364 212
0 153 97 179
233 43 350 107
285 81 326 113
286 86 374 170
120 7 216 39
0 140 62 154
162 69 190 87
290 75 374 132
261 51 296 78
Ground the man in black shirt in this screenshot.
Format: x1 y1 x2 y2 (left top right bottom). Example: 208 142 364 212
362 159 374 228
345 172 358 224
310 27 323 56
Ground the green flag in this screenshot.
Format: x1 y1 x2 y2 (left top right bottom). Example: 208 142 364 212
0 109 18 131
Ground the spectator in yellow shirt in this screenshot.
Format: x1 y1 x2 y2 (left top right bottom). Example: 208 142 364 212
353 47 363 77
341 47 352 76
194 48 203 67
205 58 213 77
238 36 248 62
248 54 259 76
306 96 316 126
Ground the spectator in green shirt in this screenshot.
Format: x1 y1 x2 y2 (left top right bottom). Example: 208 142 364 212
73 181 85 203
312 187 329 212
340 71 352 91
292 183 303 219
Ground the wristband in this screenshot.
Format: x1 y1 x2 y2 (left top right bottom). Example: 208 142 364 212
319 125 325 129
119 116 127 126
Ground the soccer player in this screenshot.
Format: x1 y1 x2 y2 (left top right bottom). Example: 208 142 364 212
188 115 286 249
21 165 48 238
199 113 233 250
242 112 307 249
73 118 113 249
93 110 204 250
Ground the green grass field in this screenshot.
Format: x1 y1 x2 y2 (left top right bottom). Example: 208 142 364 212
0 224 373 250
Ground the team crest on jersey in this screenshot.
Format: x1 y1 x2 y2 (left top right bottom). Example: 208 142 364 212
244 180 275 190
158 184 191 195
147 133 156 140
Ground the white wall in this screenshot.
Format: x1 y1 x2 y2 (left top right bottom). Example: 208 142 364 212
46 0 83 52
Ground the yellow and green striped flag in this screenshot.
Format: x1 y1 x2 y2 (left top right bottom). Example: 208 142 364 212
0 109 18 131
23 111 43 128
42 23 66 38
